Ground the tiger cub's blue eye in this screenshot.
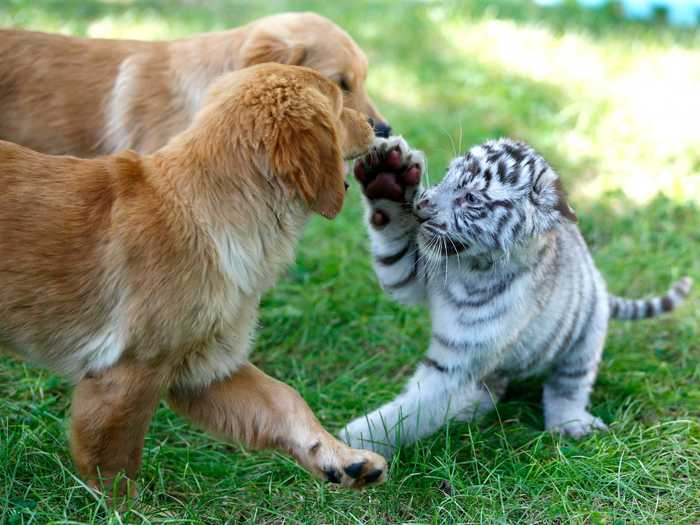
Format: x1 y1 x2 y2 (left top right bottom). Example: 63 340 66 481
465 193 479 205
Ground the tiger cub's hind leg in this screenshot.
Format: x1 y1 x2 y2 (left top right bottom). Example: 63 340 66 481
543 312 608 439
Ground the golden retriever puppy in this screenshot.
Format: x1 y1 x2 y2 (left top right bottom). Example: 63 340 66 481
0 63 386 495
0 12 390 158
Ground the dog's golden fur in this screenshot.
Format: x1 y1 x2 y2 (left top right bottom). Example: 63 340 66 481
0 63 386 494
0 12 387 157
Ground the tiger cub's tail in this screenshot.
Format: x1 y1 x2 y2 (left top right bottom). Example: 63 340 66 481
609 277 693 321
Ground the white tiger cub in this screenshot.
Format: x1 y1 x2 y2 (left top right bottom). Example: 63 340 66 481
341 136 692 458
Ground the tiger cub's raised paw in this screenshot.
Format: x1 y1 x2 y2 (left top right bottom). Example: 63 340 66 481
354 136 425 203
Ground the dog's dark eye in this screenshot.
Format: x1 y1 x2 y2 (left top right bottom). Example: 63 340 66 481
465 192 479 205
337 77 352 93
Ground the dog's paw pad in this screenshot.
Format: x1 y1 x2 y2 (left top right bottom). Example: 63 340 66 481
337 450 387 488
343 461 366 479
363 468 383 484
323 467 342 484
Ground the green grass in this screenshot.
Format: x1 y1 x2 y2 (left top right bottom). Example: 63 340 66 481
1 0 699 523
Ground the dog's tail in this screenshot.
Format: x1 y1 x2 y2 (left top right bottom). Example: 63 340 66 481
609 276 692 321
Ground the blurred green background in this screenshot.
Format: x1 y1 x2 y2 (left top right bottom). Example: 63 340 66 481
1 1 698 524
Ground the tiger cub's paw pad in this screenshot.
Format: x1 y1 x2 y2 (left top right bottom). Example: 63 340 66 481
354 136 424 203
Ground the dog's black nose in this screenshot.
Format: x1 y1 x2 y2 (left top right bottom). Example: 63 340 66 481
374 121 392 138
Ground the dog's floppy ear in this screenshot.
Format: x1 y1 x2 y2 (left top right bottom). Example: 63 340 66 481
240 29 307 68
266 90 346 219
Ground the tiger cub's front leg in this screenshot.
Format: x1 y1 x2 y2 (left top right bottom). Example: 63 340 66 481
354 136 427 306
340 361 494 458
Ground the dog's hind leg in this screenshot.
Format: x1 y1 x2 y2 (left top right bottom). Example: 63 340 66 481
70 359 163 498
168 362 387 489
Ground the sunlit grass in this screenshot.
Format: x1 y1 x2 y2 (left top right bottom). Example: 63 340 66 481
439 11 700 204
85 15 173 39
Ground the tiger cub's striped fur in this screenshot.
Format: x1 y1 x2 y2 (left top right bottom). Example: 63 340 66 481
341 136 692 458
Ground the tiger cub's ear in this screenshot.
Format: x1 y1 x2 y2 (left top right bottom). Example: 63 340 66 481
533 168 578 223
553 178 578 223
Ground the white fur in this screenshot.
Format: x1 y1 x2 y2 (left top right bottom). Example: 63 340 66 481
341 138 631 456
103 57 139 153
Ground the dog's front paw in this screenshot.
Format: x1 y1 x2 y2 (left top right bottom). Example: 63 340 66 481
354 136 425 203
307 439 387 489
324 448 388 489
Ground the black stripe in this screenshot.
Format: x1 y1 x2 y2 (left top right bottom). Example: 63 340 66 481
644 300 655 318
503 142 525 163
631 301 639 319
556 367 591 379
610 298 620 317
375 243 410 266
458 306 508 327
487 153 501 165
384 251 418 290
496 159 507 185
483 167 493 190
444 268 527 308
453 210 462 232
433 332 484 352
494 211 512 240
575 233 598 331
556 307 584 361
549 270 596 398
661 295 674 312
511 159 525 185
467 157 480 177
533 166 548 188
486 199 513 211
565 260 599 358
423 358 449 373
461 281 509 308
546 260 587 373
534 230 587 374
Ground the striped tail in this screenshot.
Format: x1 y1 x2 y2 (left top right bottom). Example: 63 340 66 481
609 276 693 321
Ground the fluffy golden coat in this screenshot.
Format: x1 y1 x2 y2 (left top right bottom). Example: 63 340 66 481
0 63 386 495
0 12 389 157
